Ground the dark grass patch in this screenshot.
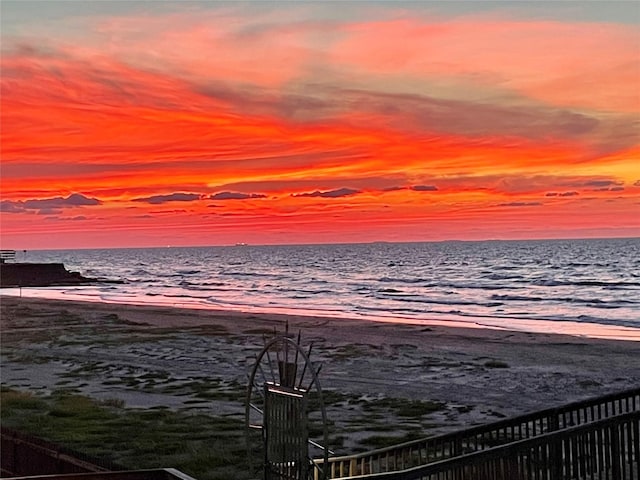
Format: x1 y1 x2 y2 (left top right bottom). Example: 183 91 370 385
360 397 445 418
359 430 425 449
242 328 276 336
1 388 48 411
307 389 356 410
329 344 375 359
343 422 397 433
0 388 250 480
3 353 53 364
189 325 230 336
578 379 602 388
484 360 510 369
62 362 109 378
166 379 245 402
455 405 474 413
396 400 445 418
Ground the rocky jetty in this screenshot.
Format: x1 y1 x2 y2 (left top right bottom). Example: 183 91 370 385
0 263 97 288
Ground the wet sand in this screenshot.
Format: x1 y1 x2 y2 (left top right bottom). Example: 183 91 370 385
2 295 639 452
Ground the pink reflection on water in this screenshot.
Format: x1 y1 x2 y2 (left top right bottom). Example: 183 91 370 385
2 287 639 342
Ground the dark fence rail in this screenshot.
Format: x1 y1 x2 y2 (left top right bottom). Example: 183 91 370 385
316 387 640 478
3 469 197 480
336 410 640 480
1 428 125 478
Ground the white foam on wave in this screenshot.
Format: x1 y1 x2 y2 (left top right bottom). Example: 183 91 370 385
3 286 639 342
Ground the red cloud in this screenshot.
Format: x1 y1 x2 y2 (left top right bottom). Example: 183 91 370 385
1 6 638 247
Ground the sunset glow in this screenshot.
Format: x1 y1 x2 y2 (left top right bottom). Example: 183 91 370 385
1 1 639 249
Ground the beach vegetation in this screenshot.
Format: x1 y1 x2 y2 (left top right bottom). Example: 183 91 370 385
578 379 602 388
360 396 445 417
344 421 397 432
63 361 107 378
310 389 354 408
4 352 53 364
0 387 250 480
163 378 245 401
55 379 74 386
484 360 510 369
101 397 126 408
359 412 386 422
1 388 48 411
331 343 375 359
455 405 474 413
110 316 144 326
396 400 445 417
359 430 424 449
242 327 275 335
187 325 230 336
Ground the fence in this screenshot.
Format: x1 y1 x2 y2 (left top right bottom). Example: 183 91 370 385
0 250 16 263
315 387 640 478
1 428 125 478
335 410 640 480
1 470 198 480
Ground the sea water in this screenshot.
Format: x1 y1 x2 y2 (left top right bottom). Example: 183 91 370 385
4 238 639 339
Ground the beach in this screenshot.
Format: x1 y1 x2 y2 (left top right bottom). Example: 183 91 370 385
2 295 639 455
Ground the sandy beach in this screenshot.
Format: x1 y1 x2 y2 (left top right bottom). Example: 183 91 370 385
2 295 639 454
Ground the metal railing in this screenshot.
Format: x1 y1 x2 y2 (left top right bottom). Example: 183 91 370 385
0 250 16 263
315 387 640 478
335 410 640 480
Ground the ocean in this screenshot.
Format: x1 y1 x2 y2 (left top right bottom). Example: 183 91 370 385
3 238 639 339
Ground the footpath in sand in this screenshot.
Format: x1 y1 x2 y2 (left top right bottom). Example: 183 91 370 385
1 296 639 453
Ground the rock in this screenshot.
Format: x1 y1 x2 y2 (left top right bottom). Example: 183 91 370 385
0 263 96 287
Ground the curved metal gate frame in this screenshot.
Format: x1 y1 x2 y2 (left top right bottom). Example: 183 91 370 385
246 332 330 479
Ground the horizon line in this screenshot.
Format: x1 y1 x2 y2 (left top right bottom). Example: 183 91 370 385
3 235 639 252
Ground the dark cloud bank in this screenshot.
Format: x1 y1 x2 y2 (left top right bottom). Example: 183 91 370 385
1 193 101 214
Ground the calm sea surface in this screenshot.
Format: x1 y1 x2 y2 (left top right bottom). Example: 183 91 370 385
4 238 639 339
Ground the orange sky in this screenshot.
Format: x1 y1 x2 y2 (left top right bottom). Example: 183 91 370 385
1 2 639 249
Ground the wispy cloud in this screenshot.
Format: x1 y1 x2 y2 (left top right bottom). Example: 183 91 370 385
545 191 579 197
594 186 625 192
582 180 623 188
1 193 101 213
411 185 439 192
209 192 267 200
132 193 202 204
497 202 543 207
292 188 361 198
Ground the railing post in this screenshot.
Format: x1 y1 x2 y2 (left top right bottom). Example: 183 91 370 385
13 432 19 475
309 389 639 480
549 438 563 480
610 424 621 480
453 434 462 457
547 412 562 480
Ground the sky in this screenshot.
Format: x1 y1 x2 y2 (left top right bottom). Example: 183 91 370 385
1 1 639 250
